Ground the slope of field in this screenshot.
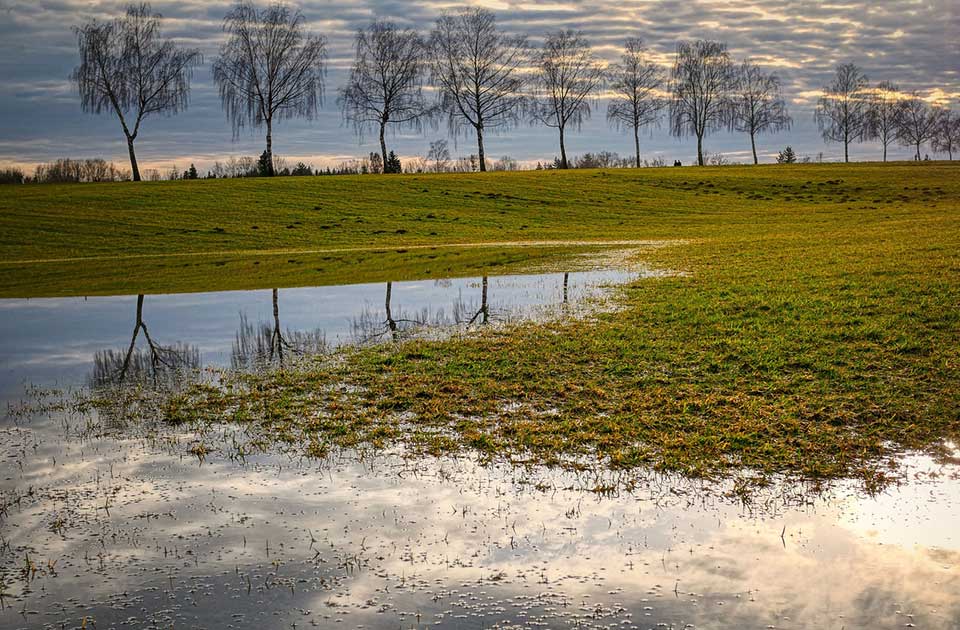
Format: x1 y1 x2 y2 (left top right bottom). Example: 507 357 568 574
2 162 956 296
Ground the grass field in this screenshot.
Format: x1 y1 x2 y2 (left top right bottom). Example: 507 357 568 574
6 162 959 488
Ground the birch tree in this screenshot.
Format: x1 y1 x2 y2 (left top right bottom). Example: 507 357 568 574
669 40 734 167
730 61 791 165
339 20 433 171
213 1 327 176
72 3 201 181
532 30 605 169
428 8 527 172
606 38 665 168
866 81 904 162
896 94 941 160
815 63 870 163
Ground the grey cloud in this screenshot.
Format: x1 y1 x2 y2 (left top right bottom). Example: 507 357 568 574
0 0 957 170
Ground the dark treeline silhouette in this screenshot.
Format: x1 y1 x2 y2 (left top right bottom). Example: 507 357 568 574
4 1 956 185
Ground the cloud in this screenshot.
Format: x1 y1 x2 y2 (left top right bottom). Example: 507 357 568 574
0 0 957 170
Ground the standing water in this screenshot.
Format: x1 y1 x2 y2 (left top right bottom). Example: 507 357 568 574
0 267 957 629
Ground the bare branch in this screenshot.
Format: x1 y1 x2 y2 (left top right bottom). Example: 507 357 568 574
428 8 528 172
669 40 735 166
213 1 327 176
71 3 201 181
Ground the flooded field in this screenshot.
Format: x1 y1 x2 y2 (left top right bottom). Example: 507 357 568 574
1 267 958 629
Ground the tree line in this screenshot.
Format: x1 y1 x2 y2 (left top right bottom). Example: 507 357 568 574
24 1 960 183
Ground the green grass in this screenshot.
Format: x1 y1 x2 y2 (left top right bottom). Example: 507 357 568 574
7 162 960 488
4 161 952 297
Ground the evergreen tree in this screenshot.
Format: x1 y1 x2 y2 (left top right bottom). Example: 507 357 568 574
385 150 402 174
776 146 797 164
257 151 272 177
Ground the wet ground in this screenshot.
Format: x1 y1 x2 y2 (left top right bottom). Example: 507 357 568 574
1 267 958 629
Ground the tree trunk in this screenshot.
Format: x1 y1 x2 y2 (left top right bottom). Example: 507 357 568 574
126 135 141 182
265 119 275 177
696 133 704 166
476 124 486 172
844 130 849 163
750 132 758 165
271 288 283 364
883 142 887 163
634 125 641 168
915 142 921 161
480 276 488 325
385 282 397 339
559 125 568 169
379 120 388 174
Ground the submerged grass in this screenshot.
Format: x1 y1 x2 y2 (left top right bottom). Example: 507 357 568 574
11 162 960 487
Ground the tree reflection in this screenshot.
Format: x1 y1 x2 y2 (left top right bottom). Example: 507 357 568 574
231 289 326 368
466 276 490 325
90 294 200 387
352 281 431 343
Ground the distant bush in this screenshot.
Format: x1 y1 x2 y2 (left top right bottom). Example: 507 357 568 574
0 167 25 184
33 159 130 183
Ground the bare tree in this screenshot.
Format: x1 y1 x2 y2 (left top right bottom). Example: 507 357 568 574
730 61 791 165
669 40 734 167
896 94 942 160
932 108 959 160
606 38 666 168
532 30 605 170
426 139 451 172
865 81 905 162
72 3 201 181
428 8 527 172
213 1 327 177
339 20 432 171
815 63 870 163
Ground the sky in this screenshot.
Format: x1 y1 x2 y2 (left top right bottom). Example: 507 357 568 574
0 0 958 173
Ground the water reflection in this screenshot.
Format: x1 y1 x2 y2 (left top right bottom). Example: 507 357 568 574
0 266 958 629
12 268 622 389
89 294 201 387
0 415 957 629
231 289 328 369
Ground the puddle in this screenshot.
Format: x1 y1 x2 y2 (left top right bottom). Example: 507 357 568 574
0 267 640 400
0 266 958 629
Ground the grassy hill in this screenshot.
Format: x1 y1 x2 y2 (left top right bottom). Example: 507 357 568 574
2 161 956 296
